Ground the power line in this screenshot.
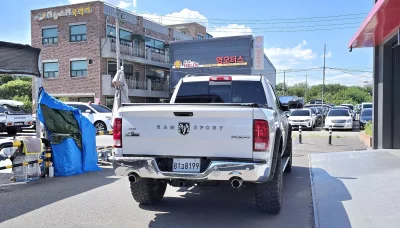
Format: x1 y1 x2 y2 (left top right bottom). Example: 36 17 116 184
208 26 359 33
135 12 368 22
146 16 366 25
208 21 362 30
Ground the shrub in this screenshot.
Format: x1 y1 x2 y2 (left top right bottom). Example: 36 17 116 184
365 121 373 136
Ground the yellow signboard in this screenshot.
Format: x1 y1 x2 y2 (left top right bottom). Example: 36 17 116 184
34 7 91 21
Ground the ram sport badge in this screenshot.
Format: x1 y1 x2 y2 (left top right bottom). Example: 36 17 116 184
178 122 190 135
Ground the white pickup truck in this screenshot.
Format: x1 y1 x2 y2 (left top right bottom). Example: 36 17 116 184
0 100 34 135
112 75 293 214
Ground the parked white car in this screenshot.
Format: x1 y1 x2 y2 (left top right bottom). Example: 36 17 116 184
288 108 316 130
65 102 112 132
324 108 353 130
340 104 356 120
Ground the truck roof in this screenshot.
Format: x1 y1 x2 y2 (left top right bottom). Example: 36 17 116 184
182 75 263 83
0 100 24 107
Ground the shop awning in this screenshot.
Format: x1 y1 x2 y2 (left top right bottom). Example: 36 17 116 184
348 0 400 49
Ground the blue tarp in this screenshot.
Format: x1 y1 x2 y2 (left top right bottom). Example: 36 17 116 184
37 88 101 176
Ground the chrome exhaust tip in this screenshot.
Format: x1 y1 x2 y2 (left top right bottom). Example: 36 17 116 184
128 173 140 183
231 178 243 188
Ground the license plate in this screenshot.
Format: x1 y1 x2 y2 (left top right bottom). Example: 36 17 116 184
14 122 23 126
172 158 201 173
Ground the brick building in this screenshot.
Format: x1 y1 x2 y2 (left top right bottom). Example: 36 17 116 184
30 1 210 108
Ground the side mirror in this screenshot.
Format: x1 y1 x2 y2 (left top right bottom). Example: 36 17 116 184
4 111 9 115
281 105 289 112
85 109 92 113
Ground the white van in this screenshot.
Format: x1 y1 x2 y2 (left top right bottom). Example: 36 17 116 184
0 100 34 135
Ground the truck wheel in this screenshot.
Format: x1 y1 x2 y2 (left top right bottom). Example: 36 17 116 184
130 178 167 204
6 129 18 136
255 153 283 214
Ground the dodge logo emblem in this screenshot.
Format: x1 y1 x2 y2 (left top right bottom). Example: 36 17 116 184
178 122 190 135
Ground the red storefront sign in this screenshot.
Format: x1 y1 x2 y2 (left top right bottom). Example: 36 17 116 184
216 56 245 64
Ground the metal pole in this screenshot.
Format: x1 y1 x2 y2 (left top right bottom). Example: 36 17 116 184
283 70 286 96
322 44 326 126
305 72 308 100
328 126 332 145
298 125 302 144
115 8 121 71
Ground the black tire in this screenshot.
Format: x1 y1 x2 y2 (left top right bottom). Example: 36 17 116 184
255 154 283 214
6 129 18 136
94 121 107 132
130 178 167 204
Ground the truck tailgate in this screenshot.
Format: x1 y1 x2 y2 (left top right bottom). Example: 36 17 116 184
6 114 33 125
120 105 255 159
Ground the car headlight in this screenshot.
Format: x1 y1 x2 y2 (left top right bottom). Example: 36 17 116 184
305 119 311 122
346 119 352 123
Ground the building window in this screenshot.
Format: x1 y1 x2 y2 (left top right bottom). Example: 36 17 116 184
43 62 59 78
107 60 133 78
42 28 58 44
135 71 140 79
70 24 87 42
105 97 114 109
106 25 133 45
146 67 164 82
145 37 165 54
197 34 204 39
206 33 213 39
70 60 88 77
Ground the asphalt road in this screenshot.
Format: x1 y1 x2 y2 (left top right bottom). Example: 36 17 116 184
0 123 366 228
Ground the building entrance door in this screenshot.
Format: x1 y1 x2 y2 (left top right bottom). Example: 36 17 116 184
391 43 400 148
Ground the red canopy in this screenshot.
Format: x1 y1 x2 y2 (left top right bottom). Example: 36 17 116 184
348 0 400 49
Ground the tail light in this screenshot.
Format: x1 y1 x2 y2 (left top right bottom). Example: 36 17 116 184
253 120 269 151
113 118 122 148
209 76 232 81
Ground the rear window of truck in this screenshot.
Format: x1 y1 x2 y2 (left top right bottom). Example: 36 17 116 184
175 81 267 105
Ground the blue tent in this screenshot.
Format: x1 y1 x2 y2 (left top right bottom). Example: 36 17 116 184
37 88 101 176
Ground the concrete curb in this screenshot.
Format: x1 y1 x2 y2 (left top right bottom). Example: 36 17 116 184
358 132 372 148
308 154 320 228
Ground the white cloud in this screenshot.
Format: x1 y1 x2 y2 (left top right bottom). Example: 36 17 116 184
209 24 252 37
68 0 132 9
138 9 252 37
139 8 208 26
132 0 137 7
117 1 131 8
68 0 96 4
321 51 332 59
264 40 317 70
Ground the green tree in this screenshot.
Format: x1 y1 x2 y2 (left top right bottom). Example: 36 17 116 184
0 74 15 84
0 79 33 112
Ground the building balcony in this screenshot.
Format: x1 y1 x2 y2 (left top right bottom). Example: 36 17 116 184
101 75 169 98
101 38 170 68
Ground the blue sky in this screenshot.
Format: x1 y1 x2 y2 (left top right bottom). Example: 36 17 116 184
0 0 374 86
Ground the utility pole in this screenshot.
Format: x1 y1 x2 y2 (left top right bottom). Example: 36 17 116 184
115 8 121 71
305 72 308 101
283 70 286 95
322 44 326 125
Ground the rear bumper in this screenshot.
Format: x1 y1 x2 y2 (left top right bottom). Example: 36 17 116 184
112 156 271 183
